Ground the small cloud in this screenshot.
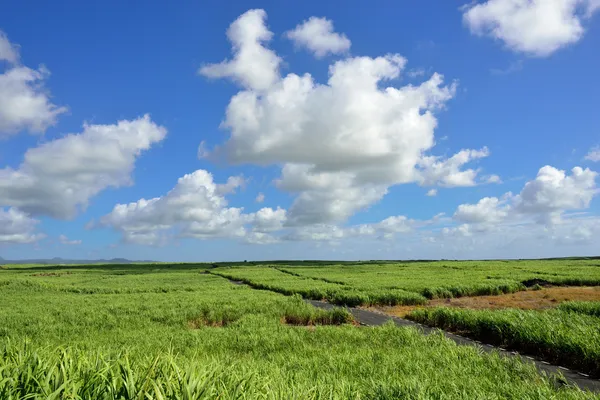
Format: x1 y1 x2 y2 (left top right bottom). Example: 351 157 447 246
407 68 426 78
490 60 523 75
585 146 600 162
416 40 436 52
285 16 351 58
484 174 502 184
426 189 438 197
59 234 81 245
197 141 210 159
255 192 265 203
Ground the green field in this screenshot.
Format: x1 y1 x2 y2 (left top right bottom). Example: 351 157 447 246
218 259 600 303
1 261 600 398
407 305 600 377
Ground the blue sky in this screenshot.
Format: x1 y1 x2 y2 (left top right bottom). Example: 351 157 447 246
0 0 599 261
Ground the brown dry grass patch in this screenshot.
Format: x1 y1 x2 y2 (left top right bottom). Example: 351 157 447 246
187 319 227 329
372 286 600 318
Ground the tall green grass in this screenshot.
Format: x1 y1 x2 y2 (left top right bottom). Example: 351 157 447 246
274 260 600 299
407 307 600 377
2 261 600 398
559 301 600 317
0 329 594 399
212 268 427 307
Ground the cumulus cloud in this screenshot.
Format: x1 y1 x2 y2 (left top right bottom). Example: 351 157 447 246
452 165 598 228
282 224 345 242
0 31 19 64
0 115 167 219
100 170 244 245
202 10 494 226
285 17 351 58
514 165 597 223
463 0 599 57
255 192 265 203
585 146 600 162
58 234 81 245
426 189 438 196
99 169 286 246
454 196 510 224
0 208 44 244
0 30 67 137
418 147 494 187
253 206 287 232
198 9 281 91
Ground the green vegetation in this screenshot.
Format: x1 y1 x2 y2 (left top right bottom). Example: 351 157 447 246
212 267 427 306
274 259 600 299
212 259 600 306
559 301 600 317
407 307 600 378
1 261 600 398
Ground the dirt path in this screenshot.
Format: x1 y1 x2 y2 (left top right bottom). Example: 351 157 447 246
375 286 600 317
217 274 600 392
308 299 600 393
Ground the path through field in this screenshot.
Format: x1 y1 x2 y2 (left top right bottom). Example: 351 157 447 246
307 299 600 393
219 275 600 392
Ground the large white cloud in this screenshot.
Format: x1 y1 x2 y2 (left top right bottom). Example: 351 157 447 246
514 165 597 223
202 10 494 226
0 208 44 244
454 196 510 224
198 9 281 91
463 0 599 57
0 30 67 137
0 115 167 219
452 165 598 227
285 17 351 58
418 147 499 187
99 169 287 246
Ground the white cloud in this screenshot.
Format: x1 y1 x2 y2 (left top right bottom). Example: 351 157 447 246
418 147 493 187
255 192 265 203
199 9 281 91
285 17 351 58
0 31 19 64
99 169 288 246
442 223 473 238
99 170 245 245
426 189 438 196
0 208 44 244
407 68 426 78
585 146 600 162
245 231 279 244
0 30 67 137
58 234 81 245
452 165 598 228
0 115 167 219
514 165 597 223
201 11 494 226
463 0 599 57
253 206 287 232
454 196 510 224
283 224 345 242
277 166 389 225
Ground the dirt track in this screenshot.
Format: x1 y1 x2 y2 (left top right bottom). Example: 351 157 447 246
307 300 600 393
219 275 600 392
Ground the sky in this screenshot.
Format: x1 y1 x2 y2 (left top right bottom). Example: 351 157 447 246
0 0 599 261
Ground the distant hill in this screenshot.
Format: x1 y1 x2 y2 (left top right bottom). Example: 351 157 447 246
0 257 154 265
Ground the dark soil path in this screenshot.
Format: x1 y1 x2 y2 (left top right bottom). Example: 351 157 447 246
308 299 600 393
218 274 600 392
